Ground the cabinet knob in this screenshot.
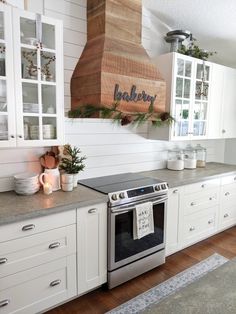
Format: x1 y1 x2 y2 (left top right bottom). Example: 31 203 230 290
173 189 178 194
225 192 230 196
201 184 206 188
22 224 35 231
0 300 10 308
208 219 214 224
222 129 226 134
209 197 213 201
234 177 236 181
50 279 61 287
49 242 60 250
224 213 229 218
0 258 7 264
18 135 23 139
88 208 97 214
190 202 196 206
10 135 15 139
189 226 195 232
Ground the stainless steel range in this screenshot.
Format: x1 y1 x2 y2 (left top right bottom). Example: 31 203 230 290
79 173 168 289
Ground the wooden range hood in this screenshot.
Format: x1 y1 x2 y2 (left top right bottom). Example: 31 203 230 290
71 0 166 114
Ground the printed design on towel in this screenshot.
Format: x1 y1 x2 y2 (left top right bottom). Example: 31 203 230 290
133 202 154 239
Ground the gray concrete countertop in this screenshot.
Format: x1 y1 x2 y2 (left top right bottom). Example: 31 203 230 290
0 185 107 226
140 162 236 188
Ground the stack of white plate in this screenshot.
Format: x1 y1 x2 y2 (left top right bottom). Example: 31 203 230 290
43 124 55 139
29 125 39 140
14 172 40 195
23 103 39 113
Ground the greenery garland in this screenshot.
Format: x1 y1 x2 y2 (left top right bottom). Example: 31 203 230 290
68 103 175 127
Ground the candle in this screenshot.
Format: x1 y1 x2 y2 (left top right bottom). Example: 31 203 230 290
43 182 53 195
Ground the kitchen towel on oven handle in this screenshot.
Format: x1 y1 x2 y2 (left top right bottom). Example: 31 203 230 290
133 202 154 239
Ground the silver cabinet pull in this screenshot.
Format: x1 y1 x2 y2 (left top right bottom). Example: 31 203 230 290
191 202 196 206
0 300 10 308
225 192 230 196
22 224 35 231
173 189 178 194
208 219 214 224
224 213 229 218
0 258 7 264
49 242 60 250
88 208 97 214
189 226 195 232
50 279 61 287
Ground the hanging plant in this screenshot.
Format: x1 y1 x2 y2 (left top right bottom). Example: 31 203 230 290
68 103 175 127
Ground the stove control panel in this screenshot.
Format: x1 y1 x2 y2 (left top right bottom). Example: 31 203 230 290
108 183 168 205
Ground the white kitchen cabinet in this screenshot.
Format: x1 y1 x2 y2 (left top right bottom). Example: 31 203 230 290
219 174 236 231
166 187 182 256
0 5 64 148
0 210 77 314
149 52 212 141
221 66 236 138
0 4 16 147
77 203 107 295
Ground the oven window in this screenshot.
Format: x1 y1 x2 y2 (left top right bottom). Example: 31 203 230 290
115 203 164 263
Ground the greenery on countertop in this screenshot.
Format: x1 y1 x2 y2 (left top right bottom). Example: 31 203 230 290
59 144 86 174
68 103 175 127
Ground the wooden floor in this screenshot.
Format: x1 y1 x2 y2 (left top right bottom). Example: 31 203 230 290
46 227 236 314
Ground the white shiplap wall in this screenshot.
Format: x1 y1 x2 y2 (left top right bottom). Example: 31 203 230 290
0 0 227 191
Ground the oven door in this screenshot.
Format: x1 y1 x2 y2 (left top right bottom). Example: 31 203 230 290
108 195 167 271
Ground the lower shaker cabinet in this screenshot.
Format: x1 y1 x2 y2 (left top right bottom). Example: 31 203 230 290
0 256 76 314
166 187 182 256
77 203 107 295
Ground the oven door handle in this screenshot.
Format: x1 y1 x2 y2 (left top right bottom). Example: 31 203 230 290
111 196 168 213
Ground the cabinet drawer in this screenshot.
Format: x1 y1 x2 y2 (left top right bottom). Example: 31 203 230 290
219 201 236 230
183 189 218 215
221 183 236 201
182 207 217 246
0 255 76 314
0 210 76 243
221 174 236 185
0 225 76 278
183 178 220 195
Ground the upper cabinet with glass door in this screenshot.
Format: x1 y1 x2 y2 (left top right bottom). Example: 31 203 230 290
0 4 16 148
148 52 212 141
13 9 64 146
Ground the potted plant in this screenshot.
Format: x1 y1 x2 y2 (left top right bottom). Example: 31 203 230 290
60 144 86 189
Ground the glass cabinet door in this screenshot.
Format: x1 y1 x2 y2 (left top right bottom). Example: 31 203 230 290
13 9 64 146
192 61 210 138
0 5 16 147
173 57 193 138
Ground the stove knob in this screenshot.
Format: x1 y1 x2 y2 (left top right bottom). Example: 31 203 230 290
119 192 125 199
155 185 161 191
161 184 166 190
111 194 118 201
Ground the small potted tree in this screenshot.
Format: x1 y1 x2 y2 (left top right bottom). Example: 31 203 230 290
60 144 86 190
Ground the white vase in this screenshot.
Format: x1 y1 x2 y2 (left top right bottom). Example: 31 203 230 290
61 173 74 184
73 173 79 188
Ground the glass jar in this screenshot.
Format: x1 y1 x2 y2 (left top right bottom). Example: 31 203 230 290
167 149 184 171
195 144 207 168
184 144 197 169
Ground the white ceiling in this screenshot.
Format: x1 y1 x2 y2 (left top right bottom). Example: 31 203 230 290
143 0 236 67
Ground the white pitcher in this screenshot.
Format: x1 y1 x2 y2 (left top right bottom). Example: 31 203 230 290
39 168 61 191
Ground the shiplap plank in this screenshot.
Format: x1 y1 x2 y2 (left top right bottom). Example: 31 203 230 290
65 119 148 135
64 42 84 59
64 83 70 97
64 56 78 71
0 148 47 164
64 0 86 8
0 162 42 177
64 28 86 46
45 9 87 33
64 69 73 83
45 0 86 20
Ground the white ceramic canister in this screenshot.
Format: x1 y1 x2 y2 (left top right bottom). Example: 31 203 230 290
61 173 74 184
39 168 61 191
